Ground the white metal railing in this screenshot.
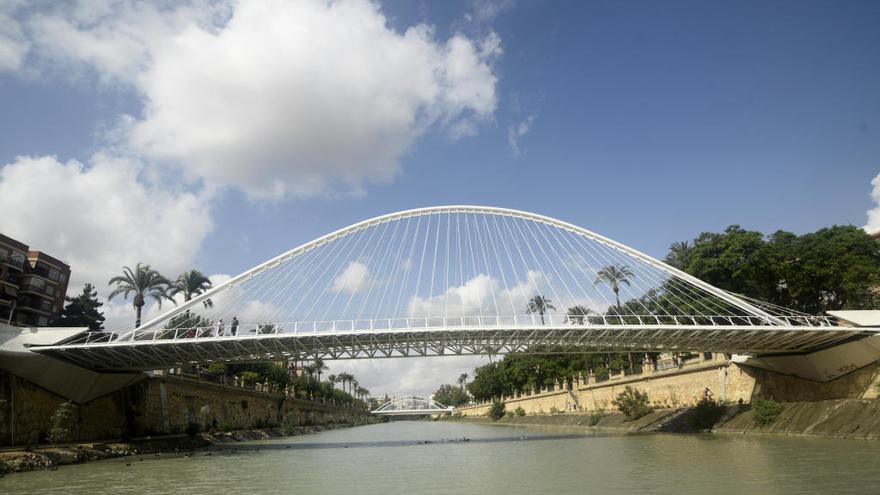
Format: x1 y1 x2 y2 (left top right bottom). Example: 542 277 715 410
61 313 841 346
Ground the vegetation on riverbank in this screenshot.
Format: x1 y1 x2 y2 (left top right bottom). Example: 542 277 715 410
445 225 880 403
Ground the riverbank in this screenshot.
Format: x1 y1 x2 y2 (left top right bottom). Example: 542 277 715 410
0 417 378 476
449 398 880 440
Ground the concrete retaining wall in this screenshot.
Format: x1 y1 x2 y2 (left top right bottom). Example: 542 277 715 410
0 371 366 446
455 354 880 417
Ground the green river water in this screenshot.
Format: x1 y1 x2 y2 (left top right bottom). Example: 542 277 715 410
3 421 880 494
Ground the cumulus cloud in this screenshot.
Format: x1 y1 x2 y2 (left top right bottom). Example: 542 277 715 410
331 261 374 294
129 0 501 199
407 270 547 319
12 0 503 200
865 172 880 234
0 154 214 298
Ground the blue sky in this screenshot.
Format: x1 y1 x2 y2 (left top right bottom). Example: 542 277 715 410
1 0 878 394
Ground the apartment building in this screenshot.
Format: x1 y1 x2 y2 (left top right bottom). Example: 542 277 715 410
0 233 71 326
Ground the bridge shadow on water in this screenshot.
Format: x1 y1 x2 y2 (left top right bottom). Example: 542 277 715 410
214 433 592 453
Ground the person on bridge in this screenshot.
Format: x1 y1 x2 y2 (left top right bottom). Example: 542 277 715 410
217 319 225 337
231 317 239 336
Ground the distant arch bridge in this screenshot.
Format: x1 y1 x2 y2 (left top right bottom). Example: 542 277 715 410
32 206 876 371
372 395 453 416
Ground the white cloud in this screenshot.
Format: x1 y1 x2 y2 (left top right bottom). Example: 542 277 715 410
507 115 535 158
129 0 501 199
24 0 228 83
13 0 502 200
407 270 547 319
327 355 488 397
0 1 28 72
865 172 880 234
331 261 373 294
0 154 214 301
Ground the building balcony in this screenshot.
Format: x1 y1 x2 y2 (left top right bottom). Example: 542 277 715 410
0 253 26 271
18 283 55 300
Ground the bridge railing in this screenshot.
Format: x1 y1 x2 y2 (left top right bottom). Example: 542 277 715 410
55 313 839 346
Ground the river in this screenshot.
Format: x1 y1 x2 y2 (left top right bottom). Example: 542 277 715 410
4 421 880 494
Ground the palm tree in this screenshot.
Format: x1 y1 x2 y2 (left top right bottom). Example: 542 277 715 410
168 270 213 307
458 373 468 391
328 374 337 389
594 264 634 312
338 372 354 394
525 294 556 324
666 241 692 269
108 263 172 328
565 305 593 324
312 358 328 381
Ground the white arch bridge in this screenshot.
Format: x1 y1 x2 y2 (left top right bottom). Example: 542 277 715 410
32 206 876 371
372 396 453 416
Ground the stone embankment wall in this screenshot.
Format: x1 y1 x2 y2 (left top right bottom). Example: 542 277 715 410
455 353 880 417
0 371 368 446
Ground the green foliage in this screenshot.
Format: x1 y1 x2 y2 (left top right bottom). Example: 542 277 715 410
207 363 227 375
526 294 556 324
168 270 213 305
752 398 785 426
218 420 235 432
240 371 260 385
433 383 469 407
53 283 105 330
612 386 652 420
690 399 726 430
107 263 173 328
47 401 77 446
514 406 526 417
467 352 622 402
669 225 880 313
549 406 560 414
488 400 505 421
587 413 604 426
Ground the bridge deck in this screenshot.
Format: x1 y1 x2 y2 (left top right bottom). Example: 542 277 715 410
31 325 873 371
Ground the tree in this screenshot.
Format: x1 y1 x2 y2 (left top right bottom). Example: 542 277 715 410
107 263 172 328
53 283 105 331
564 305 592 325
677 225 880 313
311 358 328 381
526 294 556 324
457 373 468 390
665 240 692 269
168 270 213 307
434 383 469 407
328 374 337 389
594 264 634 311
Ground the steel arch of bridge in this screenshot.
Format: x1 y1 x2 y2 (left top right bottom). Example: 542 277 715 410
32 205 877 371
372 395 453 415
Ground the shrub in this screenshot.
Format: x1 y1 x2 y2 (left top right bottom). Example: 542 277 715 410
752 398 784 426
47 401 77 446
549 406 560 414
207 363 227 375
587 413 604 426
488 400 506 421
690 399 725 430
514 406 526 417
240 371 260 386
612 386 652 420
